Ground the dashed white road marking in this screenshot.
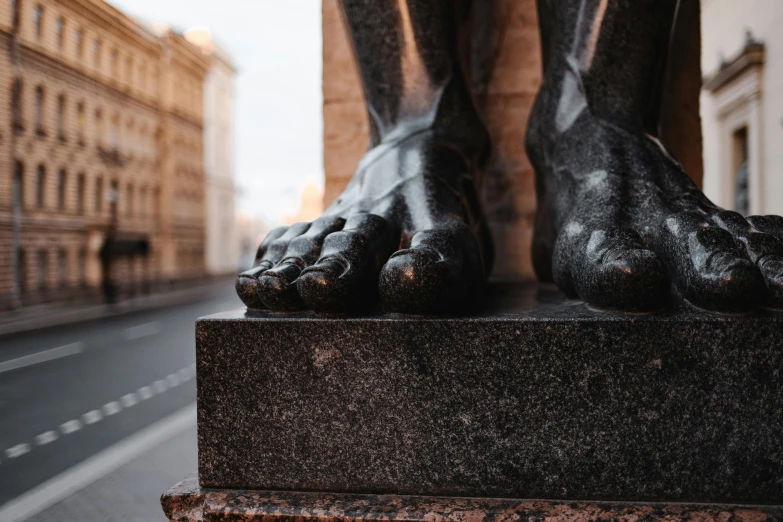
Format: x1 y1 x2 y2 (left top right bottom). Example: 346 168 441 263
0 403 196 522
102 401 121 416
60 420 82 435
35 431 58 446
82 410 103 425
5 444 31 459
121 321 161 341
0 361 196 467
153 379 167 394
166 373 180 387
120 393 138 408
0 343 84 374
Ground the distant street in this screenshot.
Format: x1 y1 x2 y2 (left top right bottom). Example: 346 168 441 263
0 285 242 509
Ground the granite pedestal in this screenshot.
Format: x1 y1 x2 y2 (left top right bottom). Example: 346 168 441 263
163 283 783 520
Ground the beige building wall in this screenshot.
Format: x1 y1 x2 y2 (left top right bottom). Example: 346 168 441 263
186 29 239 276
0 0 209 310
701 0 783 217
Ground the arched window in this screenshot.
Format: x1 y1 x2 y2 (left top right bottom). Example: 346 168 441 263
55 17 64 50
93 39 102 69
76 101 85 144
35 85 44 134
57 94 66 139
94 176 103 213
13 161 24 211
126 184 134 217
74 28 84 59
57 169 66 210
57 248 67 287
94 108 103 146
11 78 23 130
36 165 46 208
33 5 43 40
77 173 85 214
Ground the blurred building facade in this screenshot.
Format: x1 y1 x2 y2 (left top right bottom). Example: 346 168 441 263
701 0 783 217
184 28 239 276
0 0 210 310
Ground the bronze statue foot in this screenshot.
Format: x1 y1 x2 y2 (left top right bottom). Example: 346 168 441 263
528 112 783 313
237 129 492 315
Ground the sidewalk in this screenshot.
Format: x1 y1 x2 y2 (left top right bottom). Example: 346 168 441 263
0 276 235 337
25 425 196 522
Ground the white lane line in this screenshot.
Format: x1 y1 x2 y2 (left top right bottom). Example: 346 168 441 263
120 393 138 408
35 431 58 446
4 444 31 459
121 321 160 341
0 403 196 522
0 362 194 470
137 386 153 400
82 410 103 425
60 420 82 435
166 373 180 387
0 343 84 374
102 401 121 416
153 379 168 394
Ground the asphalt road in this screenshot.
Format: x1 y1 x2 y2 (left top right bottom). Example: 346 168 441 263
0 286 242 507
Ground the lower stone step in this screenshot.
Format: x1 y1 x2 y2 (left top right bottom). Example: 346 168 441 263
161 474 783 522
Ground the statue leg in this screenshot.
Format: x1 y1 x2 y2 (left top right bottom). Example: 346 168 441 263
237 0 492 314
527 0 783 312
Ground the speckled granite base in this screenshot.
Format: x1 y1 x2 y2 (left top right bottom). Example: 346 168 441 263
162 474 783 522
196 283 783 503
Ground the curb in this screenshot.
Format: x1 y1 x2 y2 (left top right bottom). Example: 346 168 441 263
0 278 235 337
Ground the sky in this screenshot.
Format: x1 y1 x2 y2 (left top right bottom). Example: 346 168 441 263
108 0 324 226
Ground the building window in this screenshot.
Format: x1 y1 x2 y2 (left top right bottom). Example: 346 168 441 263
111 48 118 78
125 120 134 154
36 165 46 208
139 186 147 216
58 249 68 287
138 64 146 90
127 184 134 216
33 5 43 40
13 161 24 211
35 86 44 134
57 94 66 139
17 249 27 294
125 56 133 85
55 17 64 50
95 177 103 213
12 78 23 131
76 101 85 144
110 180 118 215
57 169 66 210
733 127 750 216
11 0 19 29
77 173 85 214
37 250 48 290
95 109 103 146
78 249 86 285
74 28 84 59
93 39 102 69
109 114 119 148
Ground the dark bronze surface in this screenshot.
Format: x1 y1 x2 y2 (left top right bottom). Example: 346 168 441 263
527 0 783 312
238 0 783 314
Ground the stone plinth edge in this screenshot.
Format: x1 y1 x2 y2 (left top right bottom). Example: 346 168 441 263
162 474 783 522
